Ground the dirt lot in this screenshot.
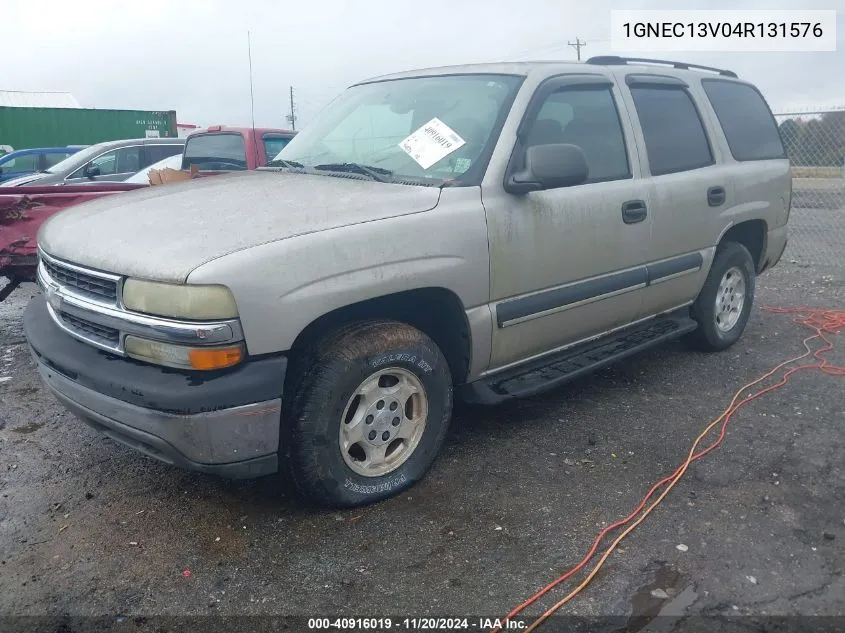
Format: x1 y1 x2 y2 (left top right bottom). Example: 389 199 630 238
1 207 844 631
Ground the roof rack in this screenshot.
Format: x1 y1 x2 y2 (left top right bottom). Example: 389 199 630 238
585 56 738 78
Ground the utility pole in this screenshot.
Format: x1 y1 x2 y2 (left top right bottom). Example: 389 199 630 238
286 86 297 131
568 38 586 61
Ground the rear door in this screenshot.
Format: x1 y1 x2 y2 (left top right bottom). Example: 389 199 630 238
613 72 726 318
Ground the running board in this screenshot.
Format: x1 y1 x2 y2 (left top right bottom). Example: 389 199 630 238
463 311 698 405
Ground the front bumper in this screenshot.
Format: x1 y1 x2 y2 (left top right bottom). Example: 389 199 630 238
24 295 286 479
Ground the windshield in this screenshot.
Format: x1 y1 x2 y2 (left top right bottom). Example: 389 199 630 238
271 74 523 185
0 153 37 171
45 143 110 174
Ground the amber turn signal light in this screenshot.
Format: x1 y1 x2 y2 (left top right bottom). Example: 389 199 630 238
188 346 243 370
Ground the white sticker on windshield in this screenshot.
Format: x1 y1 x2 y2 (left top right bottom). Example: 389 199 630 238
398 118 466 169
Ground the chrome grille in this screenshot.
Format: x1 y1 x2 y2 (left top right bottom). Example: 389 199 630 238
41 257 118 303
60 312 120 344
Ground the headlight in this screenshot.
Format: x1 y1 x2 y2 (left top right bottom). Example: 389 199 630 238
125 336 244 370
122 279 239 320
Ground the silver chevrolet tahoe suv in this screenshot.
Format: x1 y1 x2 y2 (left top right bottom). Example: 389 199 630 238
24 56 790 508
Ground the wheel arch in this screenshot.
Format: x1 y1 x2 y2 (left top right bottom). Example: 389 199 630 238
716 219 768 273
285 287 472 388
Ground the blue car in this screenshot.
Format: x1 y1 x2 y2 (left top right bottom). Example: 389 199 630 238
0 146 86 183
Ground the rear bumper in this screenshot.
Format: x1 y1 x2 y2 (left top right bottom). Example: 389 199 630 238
24 295 285 479
761 225 788 273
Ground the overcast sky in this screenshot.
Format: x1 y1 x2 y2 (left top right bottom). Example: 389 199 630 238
3 0 842 129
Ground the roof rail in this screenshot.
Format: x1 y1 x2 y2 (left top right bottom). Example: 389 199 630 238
585 56 738 78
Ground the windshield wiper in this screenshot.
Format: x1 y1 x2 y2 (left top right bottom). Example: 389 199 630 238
313 162 393 183
266 158 304 169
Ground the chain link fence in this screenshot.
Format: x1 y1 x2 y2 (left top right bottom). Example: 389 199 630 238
774 108 845 271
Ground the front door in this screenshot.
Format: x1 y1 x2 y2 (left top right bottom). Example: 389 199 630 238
481 74 652 371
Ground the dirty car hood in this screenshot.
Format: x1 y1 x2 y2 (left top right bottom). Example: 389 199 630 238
2 172 48 187
39 170 442 282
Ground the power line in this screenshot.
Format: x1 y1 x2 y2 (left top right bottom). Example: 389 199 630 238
247 30 259 167
506 38 610 60
507 39 569 58
568 38 586 61
246 31 256 131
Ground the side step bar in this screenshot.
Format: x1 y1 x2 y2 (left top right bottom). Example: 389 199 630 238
463 310 698 405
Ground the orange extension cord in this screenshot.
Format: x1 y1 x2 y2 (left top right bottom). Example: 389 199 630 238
493 306 845 633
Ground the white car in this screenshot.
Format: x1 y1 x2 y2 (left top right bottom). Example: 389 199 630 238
124 153 184 184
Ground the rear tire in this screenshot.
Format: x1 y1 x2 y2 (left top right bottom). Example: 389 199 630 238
686 242 756 352
282 320 453 508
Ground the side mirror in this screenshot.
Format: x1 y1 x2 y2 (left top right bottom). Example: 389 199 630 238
505 143 589 194
84 162 101 178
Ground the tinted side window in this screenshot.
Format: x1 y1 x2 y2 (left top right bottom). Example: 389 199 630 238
69 147 140 178
86 150 118 176
113 147 142 173
44 152 74 167
629 86 713 176
183 133 246 170
145 144 183 165
524 87 630 182
702 80 785 161
263 136 292 161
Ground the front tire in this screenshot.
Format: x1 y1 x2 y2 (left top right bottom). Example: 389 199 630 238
283 320 453 508
687 242 756 351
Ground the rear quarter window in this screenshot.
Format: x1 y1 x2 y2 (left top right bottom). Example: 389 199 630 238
701 80 786 161
145 144 183 166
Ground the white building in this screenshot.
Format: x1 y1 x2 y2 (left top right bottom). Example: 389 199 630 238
0 90 80 108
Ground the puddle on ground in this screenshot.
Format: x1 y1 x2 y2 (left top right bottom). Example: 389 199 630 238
626 562 699 633
11 421 43 434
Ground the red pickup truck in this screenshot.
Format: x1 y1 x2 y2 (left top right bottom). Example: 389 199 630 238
0 126 296 301
0 183 144 300
181 125 296 171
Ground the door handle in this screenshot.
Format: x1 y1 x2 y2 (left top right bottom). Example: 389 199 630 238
621 199 647 224
707 186 726 207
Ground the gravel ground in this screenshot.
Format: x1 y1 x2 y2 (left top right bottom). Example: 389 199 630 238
1 207 844 631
